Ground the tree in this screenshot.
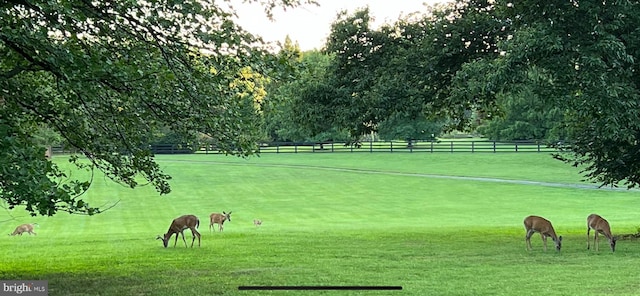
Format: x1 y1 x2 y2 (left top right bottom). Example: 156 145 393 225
291 2 508 144
0 0 314 216
263 43 352 142
292 8 417 143
261 36 306 142
455 0 640 187
377 113 443 146
475 88 566 141
317 8 385 142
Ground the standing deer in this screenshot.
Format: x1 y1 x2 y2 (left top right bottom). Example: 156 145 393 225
587 213 616 252
524 215 563 252
209 211 232 232
9 223 38 236
156 215 201 248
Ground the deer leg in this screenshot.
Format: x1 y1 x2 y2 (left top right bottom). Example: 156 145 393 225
541 234 548 251
173 233 179 247
190 228 201 247
594 232 599 251
587 227 591 250
190 228 196 248
525 229 535 251
179 231 188 247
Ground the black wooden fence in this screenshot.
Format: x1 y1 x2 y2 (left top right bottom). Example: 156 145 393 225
50 140 558 156
250 140 557 154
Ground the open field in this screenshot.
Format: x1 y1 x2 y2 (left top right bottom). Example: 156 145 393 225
2 153 640 295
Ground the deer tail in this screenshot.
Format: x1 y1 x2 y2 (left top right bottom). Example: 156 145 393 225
196 218 200 229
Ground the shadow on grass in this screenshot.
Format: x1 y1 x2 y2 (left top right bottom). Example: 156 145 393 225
0 270 237 296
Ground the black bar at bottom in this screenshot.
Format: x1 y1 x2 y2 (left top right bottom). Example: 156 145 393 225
238 286 402 291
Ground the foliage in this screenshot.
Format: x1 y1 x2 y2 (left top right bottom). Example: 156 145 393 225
0 0 314 216
147 126 199 147
263 46 351 142
377 113 443 142
290 2 508 144
260 36 305 142
32 124 63 148
456 0 640 188
476 87 566 141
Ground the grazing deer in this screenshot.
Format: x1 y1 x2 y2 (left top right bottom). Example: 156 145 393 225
156 215 201 248
524 215 563 252
209 211 232 232
253 219 262 227
9 223 38 236
587 214 616 252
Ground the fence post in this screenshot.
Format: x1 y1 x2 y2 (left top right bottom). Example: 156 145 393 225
450 141 453 153
493 141 496 153
430 141 434 153
472 141 475 153
390 141 393 153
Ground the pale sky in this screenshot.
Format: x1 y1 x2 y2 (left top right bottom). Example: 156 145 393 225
234 1 450 51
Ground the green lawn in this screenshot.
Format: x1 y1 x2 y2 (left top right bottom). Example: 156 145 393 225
2 153 640 295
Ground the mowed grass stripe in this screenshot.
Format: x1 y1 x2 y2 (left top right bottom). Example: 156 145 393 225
171 152 586 184
1 153 639 295
164 157 614 191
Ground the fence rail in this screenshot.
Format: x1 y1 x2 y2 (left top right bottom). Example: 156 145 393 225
49 140 558 156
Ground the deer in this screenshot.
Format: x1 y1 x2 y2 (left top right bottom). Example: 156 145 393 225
209 211 232 232
524 215 563 252
253 219 262 227
9 223 38 236
156 215 201 248
587 213 617 252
